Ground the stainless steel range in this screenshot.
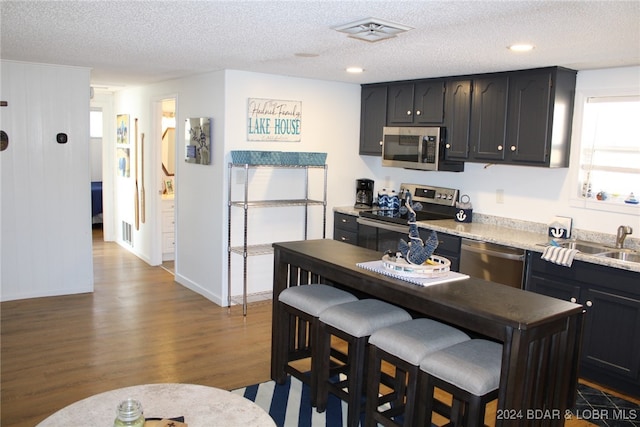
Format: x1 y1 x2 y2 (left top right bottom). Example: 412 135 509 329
356 183 459 253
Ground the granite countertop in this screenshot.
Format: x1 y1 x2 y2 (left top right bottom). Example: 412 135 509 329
334 206 640 273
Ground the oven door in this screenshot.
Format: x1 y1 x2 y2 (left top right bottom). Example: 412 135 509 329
356 218 409 253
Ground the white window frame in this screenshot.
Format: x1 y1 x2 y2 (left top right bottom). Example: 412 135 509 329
568 87 640 215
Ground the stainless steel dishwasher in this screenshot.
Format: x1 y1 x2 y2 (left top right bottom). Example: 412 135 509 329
459 238 525 288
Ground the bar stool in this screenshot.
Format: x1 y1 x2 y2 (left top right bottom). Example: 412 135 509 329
276 284 358 405
417 339 503 427
364 318 470 427
316 299 412 427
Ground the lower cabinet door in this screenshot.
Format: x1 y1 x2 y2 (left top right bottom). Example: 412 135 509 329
581 287 640 382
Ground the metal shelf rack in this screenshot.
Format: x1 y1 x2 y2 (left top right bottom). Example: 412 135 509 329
227 163 327 315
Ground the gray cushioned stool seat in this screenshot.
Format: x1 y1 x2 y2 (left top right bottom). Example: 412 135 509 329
420 339 502 396
364 318 470 427
417 339 503 427
319 299 412 337
370 318 470 365
316 299 411 427
278 284 358 316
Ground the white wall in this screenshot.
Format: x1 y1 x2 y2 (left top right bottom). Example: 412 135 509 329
1 60 93 301
112 69 366 304
112 71 226 303
224 71 364 300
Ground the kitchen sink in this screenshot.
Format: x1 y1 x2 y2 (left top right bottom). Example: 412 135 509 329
553 240 614 254
539 240 640 263
597 250 640 263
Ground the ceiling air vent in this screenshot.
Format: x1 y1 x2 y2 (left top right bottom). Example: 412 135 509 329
334 17 413 43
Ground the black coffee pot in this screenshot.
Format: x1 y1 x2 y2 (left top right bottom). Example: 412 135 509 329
355 179 374 208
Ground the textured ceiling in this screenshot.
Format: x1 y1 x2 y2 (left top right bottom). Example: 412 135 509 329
1 0 639 91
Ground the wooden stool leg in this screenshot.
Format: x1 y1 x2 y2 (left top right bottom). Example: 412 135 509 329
347 337 366 427
274 302 289 384
364 347 382 427
450 398 464 426
309 317 320 406
467 395 485 427
315 322 331 413
402 365 419 426
417 372 436 427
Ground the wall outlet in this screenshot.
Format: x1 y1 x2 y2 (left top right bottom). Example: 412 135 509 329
496 189 504 204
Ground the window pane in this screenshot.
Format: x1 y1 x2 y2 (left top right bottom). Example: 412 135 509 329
579 96 640 202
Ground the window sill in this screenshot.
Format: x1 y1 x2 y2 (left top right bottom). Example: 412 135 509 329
569 197 640 214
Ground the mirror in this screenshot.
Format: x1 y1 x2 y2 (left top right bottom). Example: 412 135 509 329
162 127 175 176
161 99 176 176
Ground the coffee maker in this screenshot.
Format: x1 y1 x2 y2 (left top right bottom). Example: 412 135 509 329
355 178 374 208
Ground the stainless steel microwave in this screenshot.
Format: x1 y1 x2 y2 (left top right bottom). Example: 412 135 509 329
381 126 464 172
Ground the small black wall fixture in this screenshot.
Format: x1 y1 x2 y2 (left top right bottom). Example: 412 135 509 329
56 133 68 144
1 100 7 151
0 130 8 152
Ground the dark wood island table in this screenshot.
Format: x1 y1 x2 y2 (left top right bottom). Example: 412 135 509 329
270 239 584 427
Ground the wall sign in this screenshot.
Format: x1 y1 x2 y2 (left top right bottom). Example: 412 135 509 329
247 98 301 142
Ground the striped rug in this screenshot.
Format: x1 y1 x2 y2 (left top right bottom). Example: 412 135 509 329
232 376 366 427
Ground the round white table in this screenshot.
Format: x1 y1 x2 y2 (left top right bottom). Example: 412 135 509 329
36 383 276 427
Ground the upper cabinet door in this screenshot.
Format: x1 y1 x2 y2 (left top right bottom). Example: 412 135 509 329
359 85 387 156
506 67 576 167
506 70 553 165
414 80 445 124
470 76 509 161
386 83 415 124
387 80 445 125
443 79 472 160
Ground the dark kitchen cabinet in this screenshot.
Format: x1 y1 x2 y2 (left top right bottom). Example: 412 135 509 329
469 75 509 162
505 67 576 167
359 66 576 167
443 79 472 160
387 80 445 125
333 212 359 246
526 252 640 396
359 84 387 156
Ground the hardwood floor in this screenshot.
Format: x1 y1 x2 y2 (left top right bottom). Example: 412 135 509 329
1 229 272 426
1 229 637 426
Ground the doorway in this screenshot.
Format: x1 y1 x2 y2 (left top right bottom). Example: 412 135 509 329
160 98 176 272
89 108 104 230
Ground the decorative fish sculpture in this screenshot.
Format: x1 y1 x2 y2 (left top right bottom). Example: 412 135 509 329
397 190 438 265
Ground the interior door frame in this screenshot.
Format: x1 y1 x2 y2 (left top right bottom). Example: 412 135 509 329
151 94 178 267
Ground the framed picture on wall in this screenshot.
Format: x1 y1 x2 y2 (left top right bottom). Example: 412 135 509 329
116 114 129 145
185 117 212 165
116 147 130 177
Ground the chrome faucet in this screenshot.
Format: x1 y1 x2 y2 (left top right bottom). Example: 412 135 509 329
615 225 633 249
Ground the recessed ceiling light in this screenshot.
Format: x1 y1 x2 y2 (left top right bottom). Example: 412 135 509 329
508 44 535 52
346 67 364 74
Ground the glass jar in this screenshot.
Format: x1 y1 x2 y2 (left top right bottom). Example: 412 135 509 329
114 398 145 427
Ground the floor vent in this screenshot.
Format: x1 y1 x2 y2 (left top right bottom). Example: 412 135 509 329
122 221 133 246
